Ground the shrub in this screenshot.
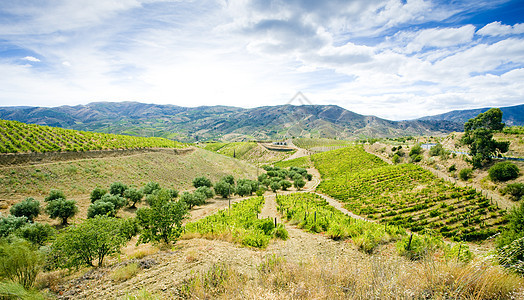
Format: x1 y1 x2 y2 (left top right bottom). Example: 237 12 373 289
396 233 442 260
502 183 524 201
448 164 457 172
16 222 55 246
489 162 520 182
142 181 161 195
273 224 288 240
112 263 139 281
196 186 214 199
99 193 127 210
110 182 128 197
279 180 292 191
87 200 116 218
90 187 107 203
124 188 144 208
270 181 281 193
51 216 132 268
0 214 28 238
236 183 252 197
459 168 473 181
392 154 400 164
293 178 306 190
10 197 41 222
0 238 44 288
214 180 233 198
45 199 78 225
136 195 188 244
193 176 212 188
44 189 65 202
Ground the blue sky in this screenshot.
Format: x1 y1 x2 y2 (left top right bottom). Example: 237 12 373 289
0 0 523 120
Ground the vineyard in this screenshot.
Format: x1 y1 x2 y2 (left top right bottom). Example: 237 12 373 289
314 148 508 241
273 156 312 169
276 193 405 253
0 120 187 153
293 138 353 151
311 146 387 178
203 142 258 158
184 196 288 248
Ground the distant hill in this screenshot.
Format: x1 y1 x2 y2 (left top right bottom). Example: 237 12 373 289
418 104 524 126
0 102 462 142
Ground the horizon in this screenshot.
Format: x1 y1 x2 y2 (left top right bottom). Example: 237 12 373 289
1 0 523 120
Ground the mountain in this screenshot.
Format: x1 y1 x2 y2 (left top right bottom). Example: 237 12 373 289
0 101 462 142
418 104 524 126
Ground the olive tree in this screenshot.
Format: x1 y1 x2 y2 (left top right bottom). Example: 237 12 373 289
45 199 78 225
10 198 40 222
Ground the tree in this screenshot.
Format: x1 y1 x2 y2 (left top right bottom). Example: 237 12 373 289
44 189 65 202
90 187 107 203
15 222 55 246
409 144 423 162
497 201 524 274
10 198 40 222
459 168 473 181
136 193 188 244
236 183 252 197
87 200 116 218
461 108 510 168
0 214 28 238
110 182 128 197
180 191 205 209
279 180 292 191
45 199 78 225
293 178 306 190
270 181 281 193
124 188 144 208
488 162 520 182
214 180 233 198
51 216 132 268
221 175 235 185
193 176 212 188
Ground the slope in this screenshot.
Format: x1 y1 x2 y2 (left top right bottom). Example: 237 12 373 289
418 103 524 126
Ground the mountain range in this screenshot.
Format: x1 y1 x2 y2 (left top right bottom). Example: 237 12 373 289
0 102 522 142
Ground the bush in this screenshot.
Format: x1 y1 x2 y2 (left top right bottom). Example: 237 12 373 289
45 199 78 225
396 233 442 260
279 180 292 191
136 197 188 244
99 193 127 210
270 181 281 193
489 162 520 182
293 178 306 190
124 188 144 208
0 238 44 288
236 183 252 197
51 216 132 268
16 222 55 246
448 164 457 172
87 200 116 218
90 187 107 203
502 183 524 201
459 168 473 181
214 180 233 198
10 198 41 222
193 176 212 188
110 182 128 197
142 181 161 195
44 189 65 202
0 214 28 238
392 154 400 164
196 186 214 199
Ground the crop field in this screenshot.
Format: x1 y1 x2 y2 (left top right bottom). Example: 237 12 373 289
311 146 387 178
276 193 405 252
184 196 287 248
293 138 353 151
273 156 312 169
314 148 508 241
0 120 186 153
203 141 294 164
203 142 258 158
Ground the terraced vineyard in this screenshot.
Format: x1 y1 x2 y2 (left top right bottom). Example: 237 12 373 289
314 147 508 241
311 146 387 178
293 138 353 151
276 193 405 253
0 120 187 153
203 142 258 158
184 196 287 248
273 156 311 169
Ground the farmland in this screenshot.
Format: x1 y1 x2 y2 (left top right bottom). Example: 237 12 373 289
202 141 295 164
0 120 186 153
314 147 508 241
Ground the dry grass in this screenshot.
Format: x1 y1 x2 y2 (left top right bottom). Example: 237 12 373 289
179 255 524 299
111 263 139 282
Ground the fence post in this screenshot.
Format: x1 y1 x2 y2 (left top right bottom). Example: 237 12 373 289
274 217 277 228
407 233 413 251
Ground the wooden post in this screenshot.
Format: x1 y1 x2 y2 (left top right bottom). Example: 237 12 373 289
314 211 317 223
274 217 277 228
457 244 462 263
407 233 413 251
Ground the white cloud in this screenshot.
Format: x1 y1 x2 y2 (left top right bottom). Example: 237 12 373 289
22 56 41 62
477 21 524 37
405 25 476 53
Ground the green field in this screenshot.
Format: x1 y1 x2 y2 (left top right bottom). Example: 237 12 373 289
0 119 187 153
293 138 353 151
314 147 508 241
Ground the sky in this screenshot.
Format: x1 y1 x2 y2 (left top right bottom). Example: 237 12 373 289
0 0 523 120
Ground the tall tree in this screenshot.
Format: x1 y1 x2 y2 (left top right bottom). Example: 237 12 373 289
460 108 509 168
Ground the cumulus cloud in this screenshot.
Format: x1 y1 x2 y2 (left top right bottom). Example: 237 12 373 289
405 25 476 53
477 21 524 37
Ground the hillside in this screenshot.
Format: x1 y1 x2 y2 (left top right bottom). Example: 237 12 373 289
0 102 462 142
0 119 186 153
418 104 524 125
